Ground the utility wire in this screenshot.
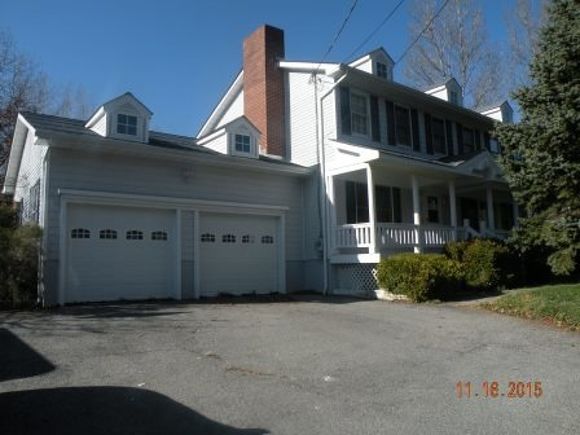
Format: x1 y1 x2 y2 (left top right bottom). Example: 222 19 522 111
395 0 451 64
315 0 359 73
343 0 406 63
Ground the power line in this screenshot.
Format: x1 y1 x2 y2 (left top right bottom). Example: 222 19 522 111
395 0 451 64
343 0 406 63
315 0 360 73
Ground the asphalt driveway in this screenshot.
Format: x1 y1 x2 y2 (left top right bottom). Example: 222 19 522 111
1 296 579 434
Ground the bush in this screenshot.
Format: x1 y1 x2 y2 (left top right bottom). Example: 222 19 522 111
444 239 518 291
0 204 42 309
377 253 463 302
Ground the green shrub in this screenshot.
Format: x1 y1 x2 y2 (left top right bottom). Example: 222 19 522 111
444 239 518 291
0 204 42 309
377 253 463 302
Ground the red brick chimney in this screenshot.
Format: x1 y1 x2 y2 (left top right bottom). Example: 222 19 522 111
243 25 286 157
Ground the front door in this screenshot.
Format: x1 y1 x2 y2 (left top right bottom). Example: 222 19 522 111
460 198 479 230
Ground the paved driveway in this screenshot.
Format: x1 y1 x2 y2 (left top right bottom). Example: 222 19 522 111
1 296 579 434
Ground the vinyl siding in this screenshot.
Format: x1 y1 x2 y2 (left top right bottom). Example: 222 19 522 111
90 113 107 136
216 90 244 129
200 130 228 154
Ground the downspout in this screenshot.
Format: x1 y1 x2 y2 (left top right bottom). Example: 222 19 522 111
314 66 348 295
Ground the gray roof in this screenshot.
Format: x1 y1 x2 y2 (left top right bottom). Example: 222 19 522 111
20 111 305 168
438 150 485 164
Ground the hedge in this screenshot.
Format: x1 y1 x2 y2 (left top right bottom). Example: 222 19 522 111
377 253 463 302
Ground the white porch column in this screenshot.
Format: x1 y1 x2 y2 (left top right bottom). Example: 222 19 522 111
486 184 495 232
328 175 337 254
366 164 377 254
448 180 458 241
411 174 422 253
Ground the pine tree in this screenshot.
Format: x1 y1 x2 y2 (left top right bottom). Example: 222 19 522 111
496 0 580 275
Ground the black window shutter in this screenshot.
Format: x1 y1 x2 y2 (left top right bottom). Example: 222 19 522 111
340 87 351 136
385 100 396 145
474 129 481 150
392 187 402 223
370 96 380 142
346 181 356 224
445 120 454 155
456 122 464 154
411 109 421 152
484 132 491 150
424 113 433 154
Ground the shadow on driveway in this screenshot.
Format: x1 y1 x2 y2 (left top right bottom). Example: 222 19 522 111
0 386 267 435
0 328 55 382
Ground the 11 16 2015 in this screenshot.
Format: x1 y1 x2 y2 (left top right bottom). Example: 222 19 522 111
455 381 543 399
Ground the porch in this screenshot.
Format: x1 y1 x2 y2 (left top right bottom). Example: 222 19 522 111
327 160 517 260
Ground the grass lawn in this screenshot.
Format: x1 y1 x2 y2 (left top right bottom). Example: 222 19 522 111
482 283 580 331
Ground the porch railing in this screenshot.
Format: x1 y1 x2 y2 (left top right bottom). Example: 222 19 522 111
335 222 463 250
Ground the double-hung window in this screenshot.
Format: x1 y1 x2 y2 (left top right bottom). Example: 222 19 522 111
350 93 369 136
117 114 137 136
462 127 475 153
432 117 446 154
394 105 411 146
376 62 389 79
234 134 251 153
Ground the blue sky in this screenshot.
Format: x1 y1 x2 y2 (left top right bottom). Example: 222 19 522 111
1 0 515 136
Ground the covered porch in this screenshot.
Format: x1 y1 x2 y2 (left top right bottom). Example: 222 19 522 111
327 158 517 260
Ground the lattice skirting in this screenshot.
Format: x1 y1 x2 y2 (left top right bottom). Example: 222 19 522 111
332 263 379 296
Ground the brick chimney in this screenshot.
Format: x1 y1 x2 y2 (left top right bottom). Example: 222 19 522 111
243 25 286 157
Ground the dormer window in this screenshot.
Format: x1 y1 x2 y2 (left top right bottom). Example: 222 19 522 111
376 62 389 79
117 114 138 136
235 134 251 153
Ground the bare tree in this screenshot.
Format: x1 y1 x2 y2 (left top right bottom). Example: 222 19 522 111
403 0 505 109
505 0 548 87
0 29 91 188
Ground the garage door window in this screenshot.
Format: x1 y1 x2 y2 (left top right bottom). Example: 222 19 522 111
201 233 215 243
126 230 144 240
222 234 236 243
151 231 168 241
99 229 117 240
71 228 90 239
242 234 255 244
261 235 274 244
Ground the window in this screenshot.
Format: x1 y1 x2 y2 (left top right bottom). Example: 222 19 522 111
462 127 475 153
394 105 411 146
126 230 143 240
375 186 402 223
449 90 459 105
151 231 168 241
99 229 117 240
71 228 90 239
201 233 215 243
350 93 368 136
431 117 446 154
427 196 439 223
234 134 251 153
376 62 389 79
222 234 236 243
242 234 255 244
345 181 369 224
117 114 137 136
261 235 274 244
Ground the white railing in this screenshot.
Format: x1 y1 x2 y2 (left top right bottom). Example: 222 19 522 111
335 222 464 250
335 223 373 248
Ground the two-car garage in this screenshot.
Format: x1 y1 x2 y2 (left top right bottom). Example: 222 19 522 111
63 199 284 304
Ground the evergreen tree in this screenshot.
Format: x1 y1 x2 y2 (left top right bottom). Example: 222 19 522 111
496 0 580 275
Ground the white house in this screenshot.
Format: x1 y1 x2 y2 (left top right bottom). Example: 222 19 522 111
2 25 517 305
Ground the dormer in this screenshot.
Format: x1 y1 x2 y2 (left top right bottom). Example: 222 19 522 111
478 101 514 124
197 116 261 159
85 92 153 143
349 48 394 81
424 78 463 106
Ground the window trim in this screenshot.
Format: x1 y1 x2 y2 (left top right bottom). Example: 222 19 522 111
376 62 389 79
71 228 91 239
151 231 168 241
126 230 144 240
394 104 412 147
349 91 370 138
99 229 118 240
234 133 251 154
201 233 216 243
222 234 236 243
261 235 274 244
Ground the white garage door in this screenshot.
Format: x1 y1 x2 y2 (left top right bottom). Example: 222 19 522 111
199 213 279 296
66 204 176 303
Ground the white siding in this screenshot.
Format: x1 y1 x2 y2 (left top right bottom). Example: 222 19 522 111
216 90 244 129
91 113 108 137
201 131 228 154
13 129 48 224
